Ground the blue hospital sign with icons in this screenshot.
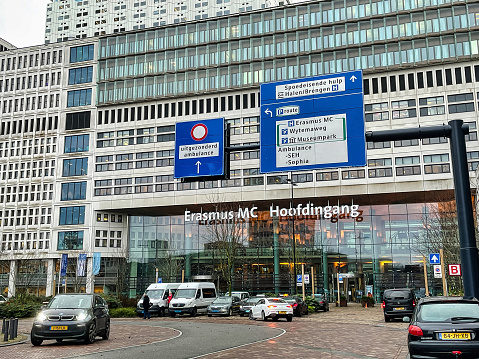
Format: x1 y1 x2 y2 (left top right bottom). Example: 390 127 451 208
260 70 366 173
174 118 225 179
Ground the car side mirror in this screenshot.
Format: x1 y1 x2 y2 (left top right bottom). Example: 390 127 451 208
402 316 411 323
196 292 201 299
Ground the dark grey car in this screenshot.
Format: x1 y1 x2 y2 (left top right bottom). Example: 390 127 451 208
31 293 110 346
207 296 241 316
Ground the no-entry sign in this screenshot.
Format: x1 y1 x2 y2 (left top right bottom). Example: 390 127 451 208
448 264 462 276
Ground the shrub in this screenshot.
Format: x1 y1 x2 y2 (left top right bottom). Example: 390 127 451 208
100 294 122 309
120 296 138 308
0 301 42 318
109 307 137 318
305 296 321 313
361 296 375 307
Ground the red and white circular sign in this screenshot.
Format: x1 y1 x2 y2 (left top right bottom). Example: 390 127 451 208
191 123 208 141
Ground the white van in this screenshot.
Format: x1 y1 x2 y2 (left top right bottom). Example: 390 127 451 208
137 283 182 317
168 282 217 317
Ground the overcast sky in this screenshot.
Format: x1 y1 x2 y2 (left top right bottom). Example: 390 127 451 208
0 0 50 48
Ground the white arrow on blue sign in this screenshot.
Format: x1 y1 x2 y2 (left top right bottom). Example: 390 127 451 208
429 253 440 264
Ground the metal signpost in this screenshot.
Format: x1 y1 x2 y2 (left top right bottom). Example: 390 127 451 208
260 70 366 174
175 118 225 179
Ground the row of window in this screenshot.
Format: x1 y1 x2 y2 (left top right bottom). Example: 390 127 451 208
68 66 93 85
1 183 54 204
97 34 479 103
0 72 62 93
70 44 94 63
1 232 50 251
63 158 88 177
0 207 52 227
98 0 470 59
0 116 59 136
67 88 92 107
0 50 63 72
1 94 60 115
97 92 259 125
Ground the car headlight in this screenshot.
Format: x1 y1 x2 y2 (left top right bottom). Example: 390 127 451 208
36 312 47 322
76 312 88 321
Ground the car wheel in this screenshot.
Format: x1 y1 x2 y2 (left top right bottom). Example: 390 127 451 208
261 311 267 321
227 308 232 317
297 310 302 317
384 315 390 322
101 320 110 340
249 311 254 320
190 307 197 317
240 313 244 317
170 312 176 318
208 314 212 317
287 316 293 322
31 331 43 346
272 316 279 321
84 321 97 344
56 338 63 343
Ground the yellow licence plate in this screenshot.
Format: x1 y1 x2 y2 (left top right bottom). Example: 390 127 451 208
439 332 471 340
393 307 405 311
279 311 286 314
50 326 68 331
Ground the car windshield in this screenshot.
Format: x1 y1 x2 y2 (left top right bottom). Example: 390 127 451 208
175 289 197 299
268 298 287 304
245 297 262 305
145 289 164 299
384 290 411 299
213 297 232 304
418 302 479 322
47 295 92 309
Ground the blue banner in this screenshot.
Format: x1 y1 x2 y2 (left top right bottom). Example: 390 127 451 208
60 254 68 277
77 253 87 277
92 253 101 275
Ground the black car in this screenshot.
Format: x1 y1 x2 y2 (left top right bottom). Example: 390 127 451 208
283 296 309 317
314 294 330 312
407 297 479 359
31 293 110 346
382 288 415 322
207 296 242 316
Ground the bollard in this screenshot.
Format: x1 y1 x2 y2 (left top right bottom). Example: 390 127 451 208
13 318 18 338
9 318 14 340
1 317 5 334
3 320 8 342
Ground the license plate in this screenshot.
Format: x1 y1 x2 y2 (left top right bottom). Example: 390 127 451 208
439 332 471 340
245 310 250 313
50 326 68 331
175 310 181 313
212 310 219 312
393 307 405 311
279 311 286 314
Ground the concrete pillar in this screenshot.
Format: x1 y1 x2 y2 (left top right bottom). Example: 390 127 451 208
46 259 55 297
8 260 17 298
322 249 329 296
273 216 280 295
86 257 94 294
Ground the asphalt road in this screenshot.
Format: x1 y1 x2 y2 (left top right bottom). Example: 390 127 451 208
69 320 284 359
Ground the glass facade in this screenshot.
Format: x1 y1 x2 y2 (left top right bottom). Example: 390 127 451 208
98 1 479 104
128 202 460 301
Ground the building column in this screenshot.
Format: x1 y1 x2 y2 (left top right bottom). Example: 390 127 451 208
129 261 138 298
8 260 17 298
86 256 94 294
46 259 55 297
273 216 280 295
322 250 329 296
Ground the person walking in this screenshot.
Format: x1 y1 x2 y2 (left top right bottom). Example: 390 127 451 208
143 294 151 319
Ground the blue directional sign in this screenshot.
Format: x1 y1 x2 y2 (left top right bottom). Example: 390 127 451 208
157 278 163 283
429 253 441 264
297 274 302 283
260 70 366 173
175 118 225 178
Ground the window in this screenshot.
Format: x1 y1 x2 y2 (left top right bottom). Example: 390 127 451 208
58 231 83 250
395 156 420 165
292 173 313 183
449 103 475 114
267 175 287 184
63 158 88 176
422 136 448 145
66 111 91 130
394 139 419 147
424 154 449 163
448 93 474 103
316 171 338 181
342 169 365 179
59 206 85 225
68 66 93 84
368 158 392 167
65 134 89 153
367 141 391 149
70 44 94 63
61 182 87 200
396 166 421 176
368 168 393 177
67 89 92 107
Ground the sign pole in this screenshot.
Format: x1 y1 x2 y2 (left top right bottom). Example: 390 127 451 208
423 256 429 296
440 249 447 296
181 269 185 283
301 264 305 301
57 270 60 295
311 266 315 297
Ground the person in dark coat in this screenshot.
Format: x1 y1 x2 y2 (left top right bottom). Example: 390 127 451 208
143 294 151 319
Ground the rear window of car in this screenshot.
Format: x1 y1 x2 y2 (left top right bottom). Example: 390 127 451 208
418 302 479 322
268 298 286 304
384 290 412 300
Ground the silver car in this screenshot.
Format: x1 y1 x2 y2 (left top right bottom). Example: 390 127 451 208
239 296 263 317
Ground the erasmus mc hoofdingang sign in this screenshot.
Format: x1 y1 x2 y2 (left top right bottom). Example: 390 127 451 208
260 70 366 173
175 118 225 178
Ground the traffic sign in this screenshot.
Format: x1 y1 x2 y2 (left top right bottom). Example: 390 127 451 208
174 118 225 178
296 274 302 286
433 265 442 278
429 253 440 264
338 275 343 283
304 274 310 284
448 264 462 276
260 70 366 173
157 278 162 283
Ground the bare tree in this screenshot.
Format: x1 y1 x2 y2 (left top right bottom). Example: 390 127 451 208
202 196 249 295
